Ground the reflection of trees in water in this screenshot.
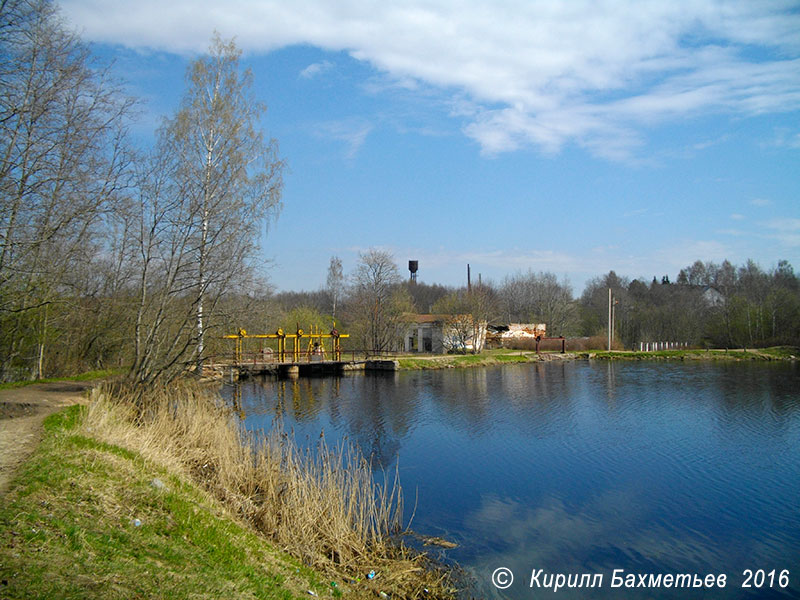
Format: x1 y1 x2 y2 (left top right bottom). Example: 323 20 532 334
714 362 799 412
588 361 800 432
224 363 800 600
232 365 589 450
267 377 341 421
230 362 800 489
340 374 408 469
419 362 582 438
427 369 491 433
234 374 408 469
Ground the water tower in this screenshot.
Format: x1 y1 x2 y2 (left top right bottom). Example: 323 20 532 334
408 260 418 283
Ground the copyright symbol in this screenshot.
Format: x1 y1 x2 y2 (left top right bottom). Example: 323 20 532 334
492 567 514 589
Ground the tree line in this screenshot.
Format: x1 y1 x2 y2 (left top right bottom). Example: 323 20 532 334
2 1 798 385
271 252 800 355
1 0 282 385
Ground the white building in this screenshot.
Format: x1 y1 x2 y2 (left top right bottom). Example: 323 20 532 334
701 286 725 307
403 314 487 354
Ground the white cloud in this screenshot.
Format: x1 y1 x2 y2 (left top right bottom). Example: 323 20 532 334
299 60 333 79
60 0 800 158
465 492 724 582
730 213 744 220
313 119 373 158
762 218 800 247
767 128 800 149
750 198 773 207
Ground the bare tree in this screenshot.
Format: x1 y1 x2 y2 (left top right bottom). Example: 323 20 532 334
348 248 411 353
404 281 451 313
500 270 576 335
0 0 133 379
433 285 494 354
123 34 284 386
156 33 284 379
579 271 630 343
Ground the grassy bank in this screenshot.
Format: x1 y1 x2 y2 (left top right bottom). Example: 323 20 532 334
397 349 553 370
0 369 123 390
0 406 327 599
396 346 798 370
578 346 799 361
0 385 454 599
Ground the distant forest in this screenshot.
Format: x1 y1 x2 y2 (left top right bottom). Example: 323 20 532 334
269 255 800 355
2 0 798 383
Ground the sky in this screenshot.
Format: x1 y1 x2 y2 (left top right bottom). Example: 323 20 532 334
59 0 800 294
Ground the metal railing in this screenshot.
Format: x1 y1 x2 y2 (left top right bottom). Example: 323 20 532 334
207 348 420 367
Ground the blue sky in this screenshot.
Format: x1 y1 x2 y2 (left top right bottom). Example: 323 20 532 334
60 0 800 293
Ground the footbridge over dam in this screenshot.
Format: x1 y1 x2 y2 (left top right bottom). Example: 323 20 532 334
216 327 396 378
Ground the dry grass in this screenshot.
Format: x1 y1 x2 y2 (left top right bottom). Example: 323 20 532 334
82 381 453 599
490 335 621 352
560 336 623 351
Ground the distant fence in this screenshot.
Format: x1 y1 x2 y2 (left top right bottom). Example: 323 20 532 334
638 342 689 352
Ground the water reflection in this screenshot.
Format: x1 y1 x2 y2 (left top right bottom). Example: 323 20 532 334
225 361 800 599
464 490 739 599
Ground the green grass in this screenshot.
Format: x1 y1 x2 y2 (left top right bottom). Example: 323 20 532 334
756 346 800 359
0 406 335 600
397 350 543 370
450 354 487 366
0 368 123 390
580 346 799 361
396 357 440 370
493 353 531 363
396 346 799 370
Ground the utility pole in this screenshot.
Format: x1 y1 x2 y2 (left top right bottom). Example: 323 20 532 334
608 288 612 351
611 298 618 349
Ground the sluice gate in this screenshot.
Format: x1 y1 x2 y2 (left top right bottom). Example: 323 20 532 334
221 326 358 378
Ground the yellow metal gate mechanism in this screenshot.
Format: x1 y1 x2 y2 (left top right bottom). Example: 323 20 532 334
224 326 349 363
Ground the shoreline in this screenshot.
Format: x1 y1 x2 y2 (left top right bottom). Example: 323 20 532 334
213 346 800 382
0 380 457 599
3 347 795 596
394 346 799 370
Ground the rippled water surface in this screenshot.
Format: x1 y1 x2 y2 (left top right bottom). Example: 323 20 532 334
224 361 800 599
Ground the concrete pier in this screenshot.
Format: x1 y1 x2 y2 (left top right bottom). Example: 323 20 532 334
364 360 399 371
235 360 365 379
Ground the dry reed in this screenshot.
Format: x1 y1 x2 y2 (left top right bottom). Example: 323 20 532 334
82 381 453 599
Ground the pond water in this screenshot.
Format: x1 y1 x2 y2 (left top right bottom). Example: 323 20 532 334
223 361 800 599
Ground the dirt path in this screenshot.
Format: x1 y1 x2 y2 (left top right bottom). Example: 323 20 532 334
0 381 94 496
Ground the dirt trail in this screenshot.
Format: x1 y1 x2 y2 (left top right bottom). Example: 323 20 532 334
0 381 94 496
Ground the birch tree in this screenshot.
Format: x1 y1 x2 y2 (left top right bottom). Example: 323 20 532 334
326 255 344 320
157 34 284 378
